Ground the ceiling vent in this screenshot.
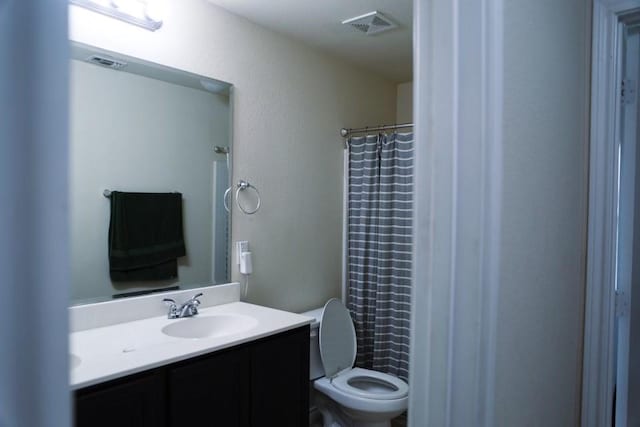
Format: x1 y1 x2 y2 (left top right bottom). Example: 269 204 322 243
342 11 397 36
86 54 128 70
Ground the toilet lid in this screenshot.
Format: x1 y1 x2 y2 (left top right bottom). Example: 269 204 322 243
319 298 357 378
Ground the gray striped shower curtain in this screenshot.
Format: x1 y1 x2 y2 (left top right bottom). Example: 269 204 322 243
346 132 413 382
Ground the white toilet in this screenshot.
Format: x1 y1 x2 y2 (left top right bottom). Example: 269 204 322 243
303 298 408 427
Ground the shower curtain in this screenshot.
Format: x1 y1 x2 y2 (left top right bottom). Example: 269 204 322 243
347 132 414 382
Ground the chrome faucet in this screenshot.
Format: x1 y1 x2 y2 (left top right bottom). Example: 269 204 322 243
163 293 203 319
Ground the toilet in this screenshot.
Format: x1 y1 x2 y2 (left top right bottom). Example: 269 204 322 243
303 298 408 427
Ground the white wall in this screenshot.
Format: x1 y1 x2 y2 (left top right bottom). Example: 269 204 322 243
69 59 229 303
496 0 590 425
69 0 397 312
396 81 413 123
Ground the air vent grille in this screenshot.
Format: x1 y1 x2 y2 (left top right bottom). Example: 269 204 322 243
371 16 391 27
352 23 370 33
86 54 128 70
342 11 397 36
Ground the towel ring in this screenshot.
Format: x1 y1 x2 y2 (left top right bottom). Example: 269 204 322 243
235 180 261 215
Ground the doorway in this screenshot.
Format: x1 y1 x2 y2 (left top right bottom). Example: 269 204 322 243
583 3 640 426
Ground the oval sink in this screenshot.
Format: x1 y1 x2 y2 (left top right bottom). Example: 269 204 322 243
70 354 82 370
162 314 258 339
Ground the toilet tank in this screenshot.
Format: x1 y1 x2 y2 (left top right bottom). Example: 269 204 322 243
301 307 325 380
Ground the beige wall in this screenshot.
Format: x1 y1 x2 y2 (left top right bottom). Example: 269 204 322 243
69 0 397 312
396 81 413 123
497 0 590 425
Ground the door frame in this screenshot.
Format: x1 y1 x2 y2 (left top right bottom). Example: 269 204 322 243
582 1 640 426
409 0 503 425
0 1 70 426
615 27 640 427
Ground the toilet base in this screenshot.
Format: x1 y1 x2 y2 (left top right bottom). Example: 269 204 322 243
314 390 393 427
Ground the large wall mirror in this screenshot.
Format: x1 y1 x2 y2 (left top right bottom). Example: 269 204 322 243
69 42 233 305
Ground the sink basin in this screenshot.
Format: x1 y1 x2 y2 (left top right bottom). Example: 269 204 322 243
161 314 258 339
70 354 81 370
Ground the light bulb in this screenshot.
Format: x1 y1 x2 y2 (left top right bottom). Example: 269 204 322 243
70 0 164 30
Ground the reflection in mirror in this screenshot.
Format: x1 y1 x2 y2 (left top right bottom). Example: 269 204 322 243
69 42 232 305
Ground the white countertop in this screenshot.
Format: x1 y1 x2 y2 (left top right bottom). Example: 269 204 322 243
70 301 312 390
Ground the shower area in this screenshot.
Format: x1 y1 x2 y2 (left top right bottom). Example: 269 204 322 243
341 122 414 383
213 145 231 284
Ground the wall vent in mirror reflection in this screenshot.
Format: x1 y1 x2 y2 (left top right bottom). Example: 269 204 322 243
86 54 127 70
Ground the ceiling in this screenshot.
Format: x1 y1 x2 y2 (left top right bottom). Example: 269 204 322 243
206 0 413 83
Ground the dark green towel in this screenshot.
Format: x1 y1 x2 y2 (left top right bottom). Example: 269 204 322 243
108 191 186 281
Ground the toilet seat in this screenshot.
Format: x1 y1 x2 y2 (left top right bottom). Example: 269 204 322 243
331 367 408 400
314 375 408 415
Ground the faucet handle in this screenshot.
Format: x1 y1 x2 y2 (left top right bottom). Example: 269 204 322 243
186 293 203 306
191 293 203 309
163 298 179 318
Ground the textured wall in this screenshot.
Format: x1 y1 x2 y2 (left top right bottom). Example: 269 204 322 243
396 81 413 123
496 0 590 425
69 0 397 312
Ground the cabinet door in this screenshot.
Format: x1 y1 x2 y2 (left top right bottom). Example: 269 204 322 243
168 347 250 427
250 326 310 427
75 371 165 427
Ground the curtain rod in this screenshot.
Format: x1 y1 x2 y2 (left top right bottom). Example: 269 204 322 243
340 123 414 137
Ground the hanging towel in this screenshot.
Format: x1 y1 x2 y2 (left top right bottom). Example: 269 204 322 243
108 191 186 281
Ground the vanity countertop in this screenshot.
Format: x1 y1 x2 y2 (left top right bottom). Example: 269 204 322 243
70 301 312 390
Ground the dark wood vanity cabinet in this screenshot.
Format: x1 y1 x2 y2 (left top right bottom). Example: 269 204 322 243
250 328 310 426
169 346 250 426
75 370 166 427
74 326 309 427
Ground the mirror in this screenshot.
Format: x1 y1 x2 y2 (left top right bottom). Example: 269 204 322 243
69 42 232 305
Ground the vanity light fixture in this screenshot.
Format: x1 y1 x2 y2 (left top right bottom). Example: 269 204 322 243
69 0 164 31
